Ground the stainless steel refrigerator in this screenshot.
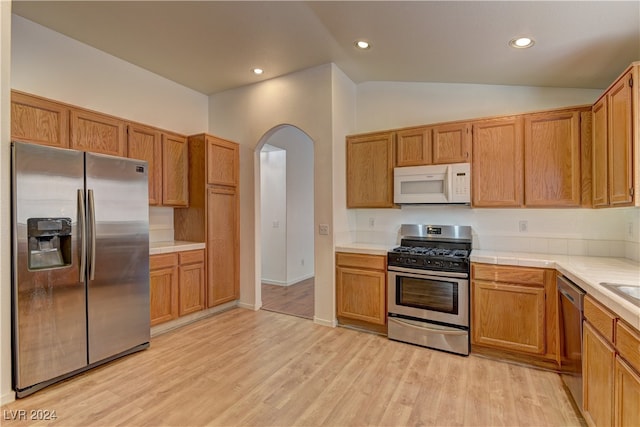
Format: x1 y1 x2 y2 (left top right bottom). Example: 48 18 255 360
11 141 150 398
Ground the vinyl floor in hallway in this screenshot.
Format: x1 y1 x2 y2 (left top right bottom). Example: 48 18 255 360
261 277 314 319
1 308 584 427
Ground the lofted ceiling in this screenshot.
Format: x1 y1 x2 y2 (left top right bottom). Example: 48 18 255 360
11 1 640 95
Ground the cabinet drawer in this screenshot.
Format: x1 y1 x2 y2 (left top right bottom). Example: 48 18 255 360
584 295 616 343
179 249 205 265
150 253 178 270
336 253 386 271
472 264 545 286
616 320 640 373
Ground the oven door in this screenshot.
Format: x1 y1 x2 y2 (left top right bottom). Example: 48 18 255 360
388 267 469 327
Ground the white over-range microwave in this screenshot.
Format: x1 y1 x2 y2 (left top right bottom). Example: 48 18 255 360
393 163 471 204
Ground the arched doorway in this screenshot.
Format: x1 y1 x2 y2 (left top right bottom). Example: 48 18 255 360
255 125 315 319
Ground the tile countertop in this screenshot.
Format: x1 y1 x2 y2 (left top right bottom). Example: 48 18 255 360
471 250 640 330
150 241 206 255
335 243 396 256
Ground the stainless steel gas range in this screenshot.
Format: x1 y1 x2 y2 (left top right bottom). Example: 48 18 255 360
387 224 472 356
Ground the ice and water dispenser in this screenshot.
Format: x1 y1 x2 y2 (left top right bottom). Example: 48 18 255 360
27 218 72 270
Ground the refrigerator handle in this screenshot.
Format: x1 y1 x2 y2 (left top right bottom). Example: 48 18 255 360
88 189 96 281
78 189 87 283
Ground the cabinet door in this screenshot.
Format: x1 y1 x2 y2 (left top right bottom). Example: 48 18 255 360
150 254 179 326
396 127 432 166
432 122 471 164
472 281 545 354
583 321 615 427
471 117 523 207
207 187 239 307
162 133 189 207
592 98 609 207
11 91 69 148
524 111 581 207
346 132 395 208
207 136 239 186
178 251 205 316
607 72 634 206
336 266 386 325
615 357 640 427
128 124 162 206
70 108 126 156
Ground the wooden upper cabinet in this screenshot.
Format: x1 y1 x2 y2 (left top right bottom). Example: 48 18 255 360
127 124 162 206
432 122 471 164
592 98 609 207
396 127 432 166
162 133 189 207
524 111 582 207
70 108 126 156
11 91 69 148
471 117 523 207
346 132 395 208
207 136 239 187
607 71 634 206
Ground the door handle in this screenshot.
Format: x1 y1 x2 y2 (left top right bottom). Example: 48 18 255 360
78 189 86 283
88 189 96 281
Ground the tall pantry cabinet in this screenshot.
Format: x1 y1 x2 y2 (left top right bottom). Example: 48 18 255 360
174 134 240 308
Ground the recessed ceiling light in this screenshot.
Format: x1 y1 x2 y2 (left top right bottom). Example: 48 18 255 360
509 37 535 49
252 68 264 75
354 40 371 50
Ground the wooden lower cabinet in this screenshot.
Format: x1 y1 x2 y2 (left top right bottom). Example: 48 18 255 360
336 253 387 332
178 250 206 316
471 263 558 366
150 253 179 326
615 357 640 427
150 250 205 326
583 321 615 427
583 294 640 427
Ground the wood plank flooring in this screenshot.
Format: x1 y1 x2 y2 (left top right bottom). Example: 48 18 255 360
261 278 314 319
1 308 584 427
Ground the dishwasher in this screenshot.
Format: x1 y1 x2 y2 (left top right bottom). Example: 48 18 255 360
557 274 586 411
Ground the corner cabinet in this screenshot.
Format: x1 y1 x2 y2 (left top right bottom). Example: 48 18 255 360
583 295 640 427
336 252 387 334
471 263 558 368
174 134 240 309
346 132 395 208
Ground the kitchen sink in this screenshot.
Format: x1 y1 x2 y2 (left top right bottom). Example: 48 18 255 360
600 283 640 307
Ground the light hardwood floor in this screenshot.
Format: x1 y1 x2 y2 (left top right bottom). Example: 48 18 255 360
261 278 314 319
1 308 584 426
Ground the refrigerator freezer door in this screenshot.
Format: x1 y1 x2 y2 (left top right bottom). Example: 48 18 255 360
12 142 87 390
86 153 150 363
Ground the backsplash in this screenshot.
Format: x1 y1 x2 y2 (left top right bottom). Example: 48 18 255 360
149 207 174 243
348 206 640 261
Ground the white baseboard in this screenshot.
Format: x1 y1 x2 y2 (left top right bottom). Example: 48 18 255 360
237 300 260 311
313 317 337 328
261 273 314 287
1 390 16 405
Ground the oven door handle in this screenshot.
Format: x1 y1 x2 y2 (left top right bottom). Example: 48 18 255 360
388 317 468 336
388 265 468 279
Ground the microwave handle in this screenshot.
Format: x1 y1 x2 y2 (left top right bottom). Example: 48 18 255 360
444 165 451 202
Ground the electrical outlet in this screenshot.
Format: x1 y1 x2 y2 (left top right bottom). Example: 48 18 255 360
519 220 528 233
368 217 375 228
301 258 305 266
628 222 634 238
319 224 329 235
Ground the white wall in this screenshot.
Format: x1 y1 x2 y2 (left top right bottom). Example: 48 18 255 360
3 14 210 401
11 15 208 135
260 148 287 284
1 1 13 406
208 64 336 326
626 208 640 261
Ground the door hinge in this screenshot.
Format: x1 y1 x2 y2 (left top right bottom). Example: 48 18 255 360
631 187 635 197
630 76 633 88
